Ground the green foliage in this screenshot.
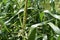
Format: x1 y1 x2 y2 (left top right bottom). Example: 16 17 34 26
28 27 36 40
39 12 44 22
0 0 60 40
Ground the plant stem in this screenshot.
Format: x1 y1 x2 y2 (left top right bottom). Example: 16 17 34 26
22 0 28 29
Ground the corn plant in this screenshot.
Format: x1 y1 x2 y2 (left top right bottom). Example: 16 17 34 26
0 0 60 40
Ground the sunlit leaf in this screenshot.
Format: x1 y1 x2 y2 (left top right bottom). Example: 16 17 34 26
48 22 60 34
5 7 34 24
43 35 47 40
31 19 53 27
50 14 60 20
57 35 60 40
44 10 60 20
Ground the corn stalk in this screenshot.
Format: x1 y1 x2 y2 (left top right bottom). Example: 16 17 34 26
22 0 28 29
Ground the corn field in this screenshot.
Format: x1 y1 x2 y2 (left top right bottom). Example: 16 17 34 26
0 0 60 40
